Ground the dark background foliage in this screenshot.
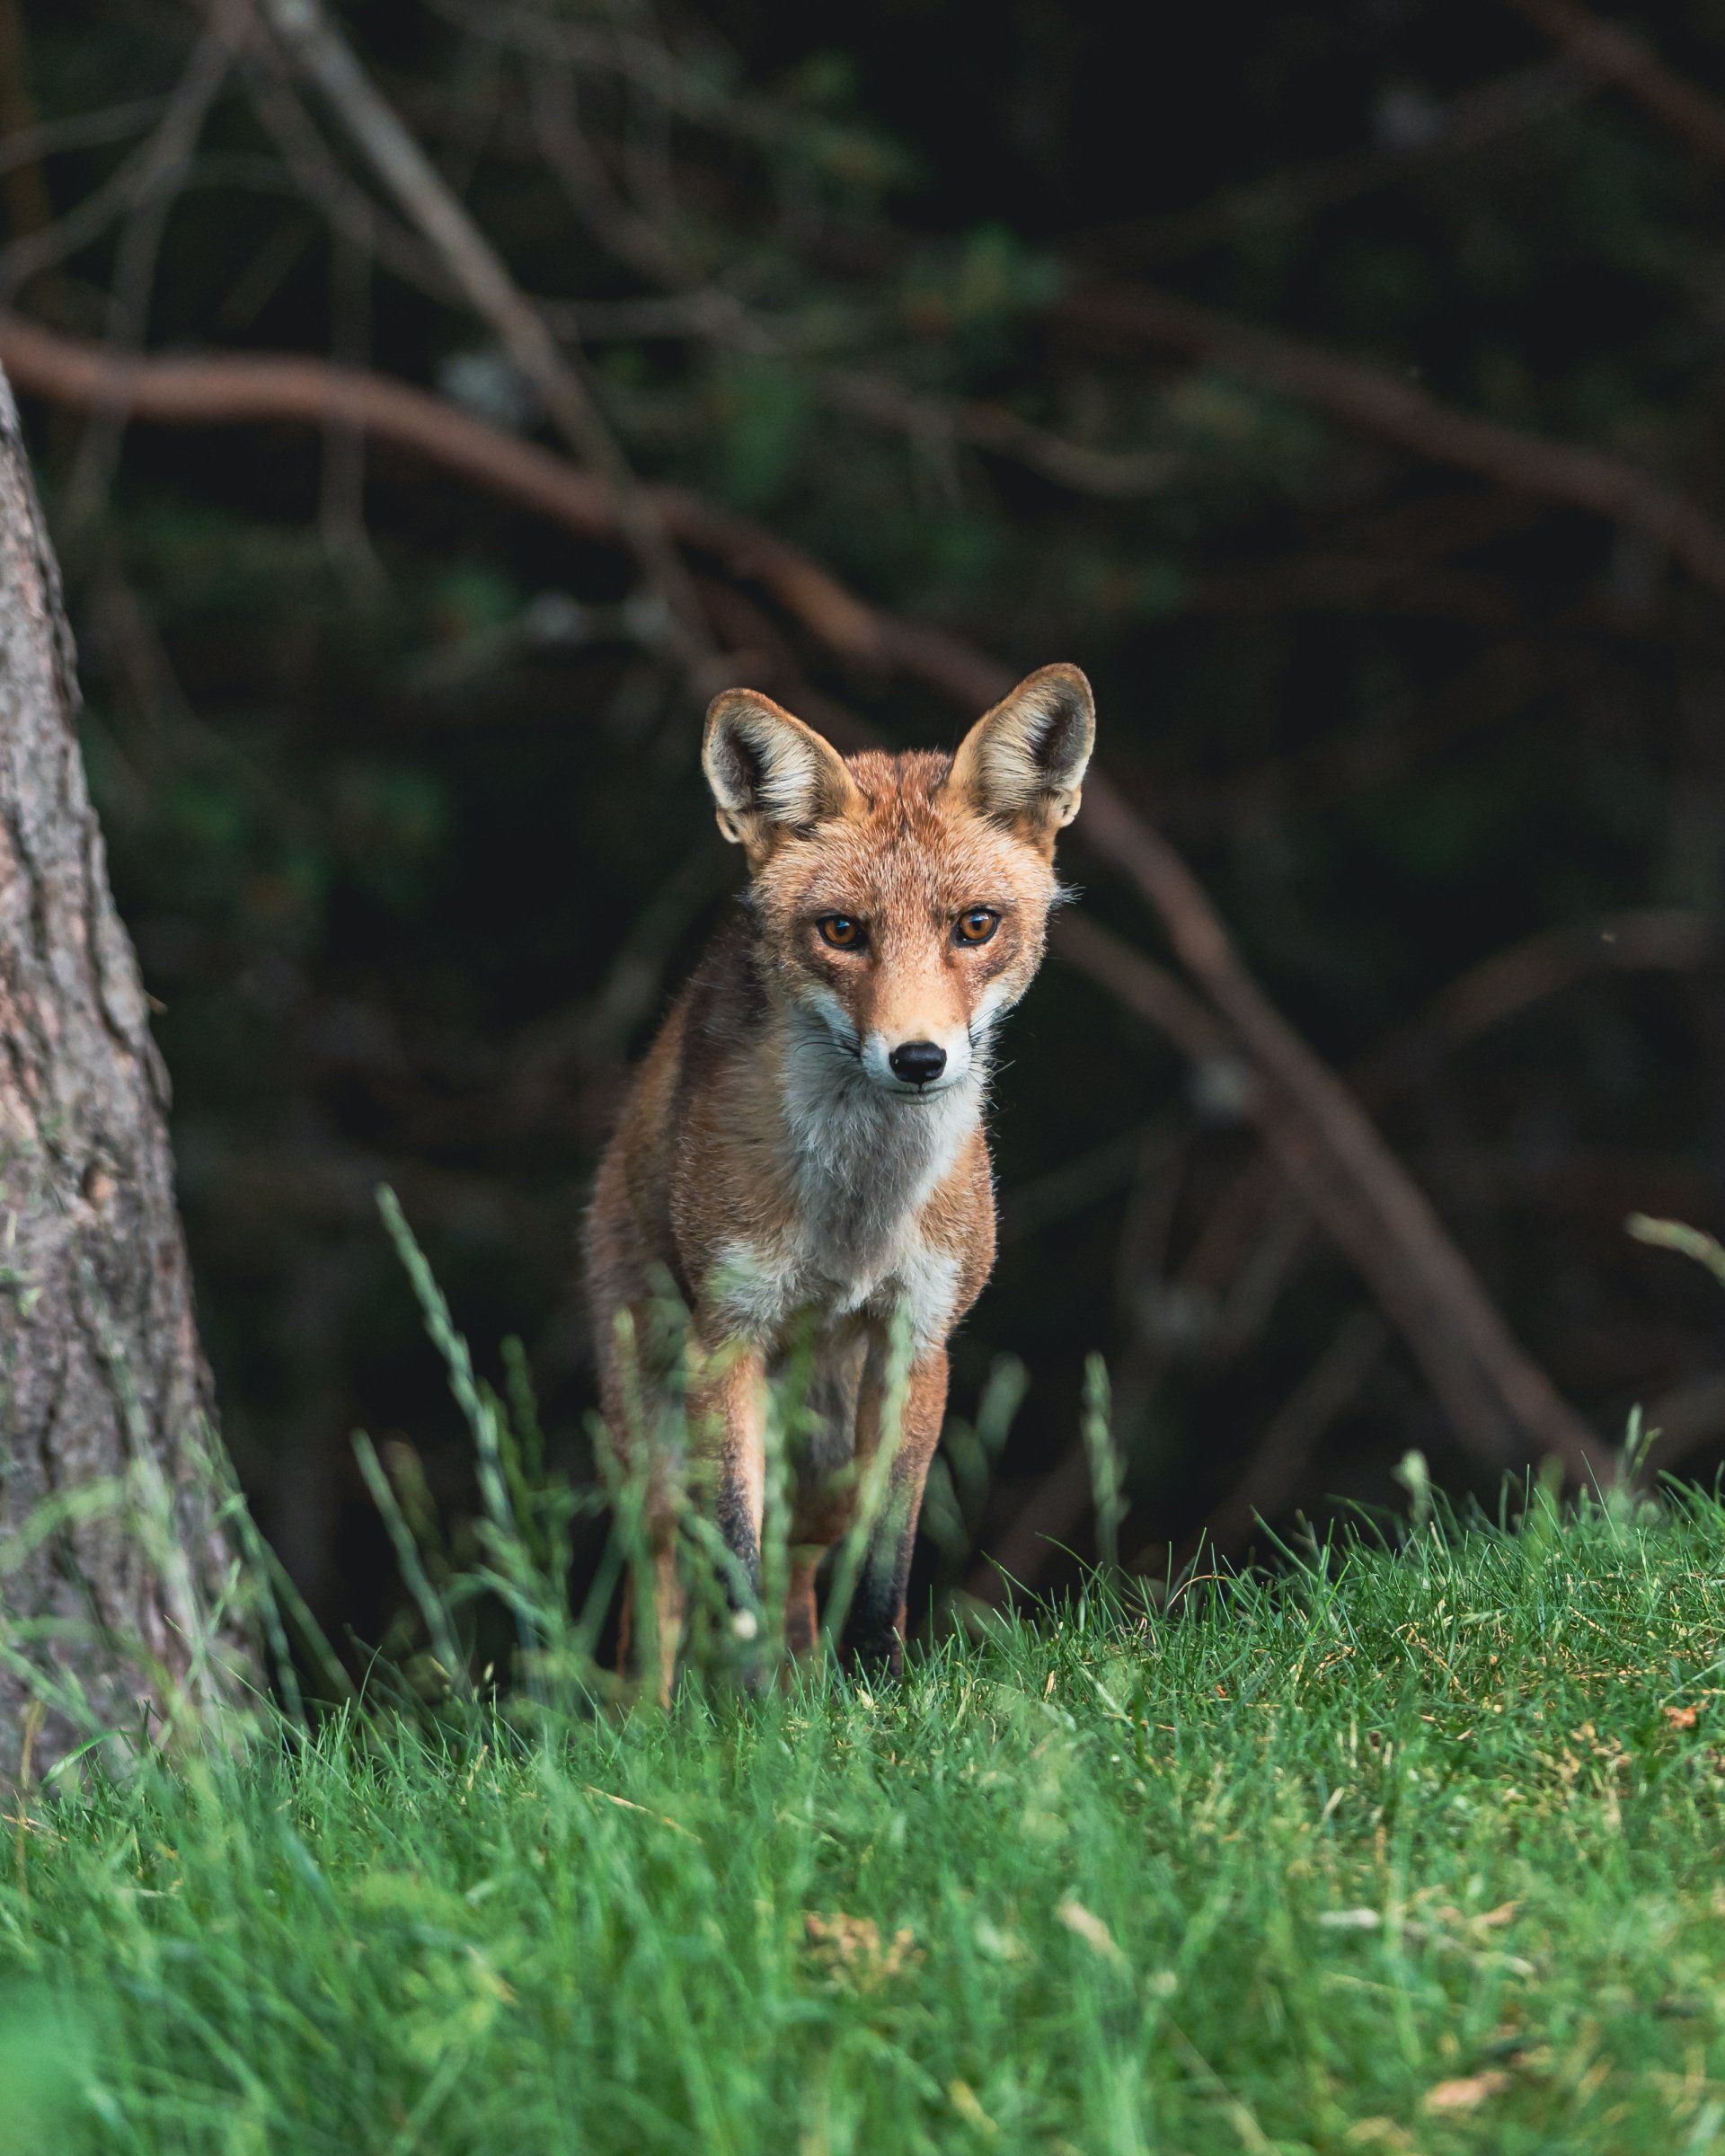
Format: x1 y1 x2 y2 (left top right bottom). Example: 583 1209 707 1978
7 0 1725 1644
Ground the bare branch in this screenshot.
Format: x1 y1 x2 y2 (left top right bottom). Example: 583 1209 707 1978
529 70 1188 503
0 313 1605 1485
0 36 231 299
0 315 883 658
1092 63 1593 265
60 22 235 535
243 0 714 669
526 60 698 294
1176 906 1721 1356
1066 279 1725 602
1502 0 1725 170
422 0 783 150
232 49 458 305
0 96 170 181
1052 911 1604 1481
820 368 1188 500
1372 908 1719 1088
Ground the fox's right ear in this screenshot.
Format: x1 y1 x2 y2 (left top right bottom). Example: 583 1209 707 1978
703 689 860 864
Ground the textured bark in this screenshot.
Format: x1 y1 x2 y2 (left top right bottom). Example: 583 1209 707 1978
0 364 250 1777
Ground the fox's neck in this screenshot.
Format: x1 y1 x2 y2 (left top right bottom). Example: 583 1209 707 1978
774 1004 983 1260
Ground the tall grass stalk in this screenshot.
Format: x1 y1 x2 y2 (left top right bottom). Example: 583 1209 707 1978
1081 1349 1126 1577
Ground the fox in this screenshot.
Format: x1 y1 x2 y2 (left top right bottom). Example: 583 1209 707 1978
585 662 1095 1693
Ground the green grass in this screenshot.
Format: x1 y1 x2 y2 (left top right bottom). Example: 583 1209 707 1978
6 1490 1725 2153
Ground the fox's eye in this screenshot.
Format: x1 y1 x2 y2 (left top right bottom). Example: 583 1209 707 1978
954 907 1000 946
818 915 866 950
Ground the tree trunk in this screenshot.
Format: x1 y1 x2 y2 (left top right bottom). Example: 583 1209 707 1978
0 366 252 1778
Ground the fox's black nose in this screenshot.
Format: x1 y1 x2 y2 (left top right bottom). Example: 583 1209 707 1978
889 1040 947 1087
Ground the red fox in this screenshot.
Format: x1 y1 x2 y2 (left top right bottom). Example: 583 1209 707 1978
586 664 1095 1692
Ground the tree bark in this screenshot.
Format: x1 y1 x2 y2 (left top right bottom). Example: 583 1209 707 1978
0 364 250 1778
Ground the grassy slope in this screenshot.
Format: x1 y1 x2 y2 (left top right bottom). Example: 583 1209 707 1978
5 1498 1725 2155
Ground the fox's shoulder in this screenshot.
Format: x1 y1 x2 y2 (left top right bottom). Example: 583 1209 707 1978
588 906 771 1273
606 902 770 1169
667 904 769 1104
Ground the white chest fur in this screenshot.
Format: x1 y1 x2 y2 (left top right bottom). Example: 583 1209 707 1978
711 1023 978 1351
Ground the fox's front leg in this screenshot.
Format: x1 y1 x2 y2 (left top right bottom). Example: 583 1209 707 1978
688 1335 768 1622
841 1343 949 1678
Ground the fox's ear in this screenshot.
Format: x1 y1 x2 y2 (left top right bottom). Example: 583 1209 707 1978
703 689 861 863
949 664 1095 854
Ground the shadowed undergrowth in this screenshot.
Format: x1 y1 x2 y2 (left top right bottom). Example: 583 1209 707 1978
6 1488 1725 2153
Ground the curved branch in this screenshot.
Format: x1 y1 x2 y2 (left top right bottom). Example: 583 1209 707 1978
1096 64 1592 263
245 0 712 667
0 314 885 660
1051 915 1601 1480
1066 279 1725 600
1503 0 1725 170
0 312 1604 1483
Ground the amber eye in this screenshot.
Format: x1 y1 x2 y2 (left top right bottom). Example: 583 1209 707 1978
818 914 866 950
954 907 1000 946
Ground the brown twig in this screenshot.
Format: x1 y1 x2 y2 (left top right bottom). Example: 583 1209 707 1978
0 33 231 304
1086 63 1594 265
243 0 714 672
819 368 1188 501
231 48 456 307
0 0 57 267
1501 0 1725 170
1065 279 1725 600
1168 906 1721 1348
0 317 883 660
1039 917 1604 1477
60 22 236 537
0 313 1603 1491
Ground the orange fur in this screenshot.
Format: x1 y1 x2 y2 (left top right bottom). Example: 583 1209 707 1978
586 666 1096 1695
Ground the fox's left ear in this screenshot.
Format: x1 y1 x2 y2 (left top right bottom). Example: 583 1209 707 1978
949 664 1095 856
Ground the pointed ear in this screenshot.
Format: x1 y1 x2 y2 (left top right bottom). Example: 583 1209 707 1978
948 664 1095 854
703 688 862 864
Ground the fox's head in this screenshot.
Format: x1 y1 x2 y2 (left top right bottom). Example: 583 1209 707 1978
702 666 1094 1101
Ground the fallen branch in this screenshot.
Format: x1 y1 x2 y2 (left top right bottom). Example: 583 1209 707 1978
1169 906 1721 1343
978 908 1712 1593
1052 916 1601 1480
0 313 1603 1489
